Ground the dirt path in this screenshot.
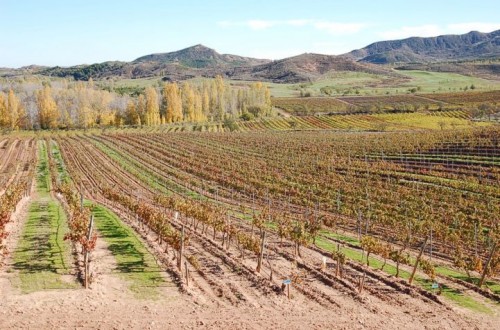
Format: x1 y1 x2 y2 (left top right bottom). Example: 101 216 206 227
274 107 292 118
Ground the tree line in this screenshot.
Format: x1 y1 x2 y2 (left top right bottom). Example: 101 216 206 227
0 76 271 130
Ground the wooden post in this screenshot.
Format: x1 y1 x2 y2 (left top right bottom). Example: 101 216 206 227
80 182 83 213
409 237 428 285
85 214 94 289
287 283 290 299
184 260 189 286
177 225 185 271
358 272 366 293
321 256 327 271
256 231 266 273
479 242 497 288
267 253 273 281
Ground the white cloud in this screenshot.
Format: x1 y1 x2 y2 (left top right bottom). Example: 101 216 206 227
217 19 366 35
247 20 277 30
286 19 311 27
379 22 500 40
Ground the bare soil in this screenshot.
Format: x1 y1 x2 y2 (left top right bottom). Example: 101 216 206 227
2 198 495 330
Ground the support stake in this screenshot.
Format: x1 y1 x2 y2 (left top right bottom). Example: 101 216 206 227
256 231 266 273
409 237 428 285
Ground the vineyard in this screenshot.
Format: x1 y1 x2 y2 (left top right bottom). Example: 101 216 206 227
0 138 35 262
337 95 442 110
56 129 499 280
132 110 487 133
3 1 500 327
272 90 500 116
0 125 499 328
420 90 500 105
271 97 353 115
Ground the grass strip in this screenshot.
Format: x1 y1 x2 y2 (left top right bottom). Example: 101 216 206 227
89 203 166 299
12 141 77 293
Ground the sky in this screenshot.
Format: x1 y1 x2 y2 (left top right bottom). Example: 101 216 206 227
1 0 500 68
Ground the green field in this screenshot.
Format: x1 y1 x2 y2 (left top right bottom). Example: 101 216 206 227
102 70 500 98
267 70 500 97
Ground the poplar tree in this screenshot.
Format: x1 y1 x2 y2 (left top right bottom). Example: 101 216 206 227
0 93 8 128
202 88 210 117
182 83 196 122
145 87 160 125
137 94 146 126
163 82 183 123
36 85 59 129
125 100 140 125
194 92 205 122
7 90 21 129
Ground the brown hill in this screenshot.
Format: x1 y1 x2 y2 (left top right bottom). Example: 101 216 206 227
226 53 397 83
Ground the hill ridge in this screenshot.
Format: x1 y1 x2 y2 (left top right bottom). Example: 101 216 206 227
347 30 500 64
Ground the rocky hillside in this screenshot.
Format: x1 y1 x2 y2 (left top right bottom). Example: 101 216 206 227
347 30 500 64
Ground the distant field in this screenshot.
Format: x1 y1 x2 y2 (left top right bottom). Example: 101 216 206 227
266 70 500 97
338 94 441 110
420 90 500 104
131 110 488 133
272 97 352 114
272 89 499 116
104 70 500 98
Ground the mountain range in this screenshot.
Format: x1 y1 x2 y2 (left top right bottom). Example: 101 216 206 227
347 30 500 64
3 30 499 83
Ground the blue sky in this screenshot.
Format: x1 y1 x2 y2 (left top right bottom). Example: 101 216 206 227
1 0 499 67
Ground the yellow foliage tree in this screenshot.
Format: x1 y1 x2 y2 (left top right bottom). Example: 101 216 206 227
163 83 183 123
125 100 140 125
145 87 160 126
182 83 196 122
202 88 210 117
36 86 59 129
7 89 24 130
137 94 146 126
0 93 8 128
194 92 205 122
0 90 26 130
213 76 225 120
